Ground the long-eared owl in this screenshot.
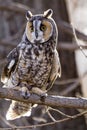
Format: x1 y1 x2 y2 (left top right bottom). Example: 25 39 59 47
1 9 61 120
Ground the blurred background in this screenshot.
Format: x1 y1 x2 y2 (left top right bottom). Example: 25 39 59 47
0 0 87 129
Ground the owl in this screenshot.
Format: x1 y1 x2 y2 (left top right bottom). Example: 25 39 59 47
1 9 61 120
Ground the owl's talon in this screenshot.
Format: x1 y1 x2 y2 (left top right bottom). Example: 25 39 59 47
40 93 48 102
20 87 30 99
31 87 47 101
21 91 30 99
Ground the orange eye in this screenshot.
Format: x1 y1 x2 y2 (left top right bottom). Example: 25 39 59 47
40 24 46 31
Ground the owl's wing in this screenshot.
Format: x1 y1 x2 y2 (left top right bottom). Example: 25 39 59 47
47 49 61 91
1 48 19 84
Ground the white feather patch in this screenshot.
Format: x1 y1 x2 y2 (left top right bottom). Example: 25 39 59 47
8 59 15 70
6 108 32 120
6 109 20 120
23 110 31 117
1 77 8 84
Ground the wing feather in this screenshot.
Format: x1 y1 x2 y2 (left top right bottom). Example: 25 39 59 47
1 48 19 83
47 49 61 91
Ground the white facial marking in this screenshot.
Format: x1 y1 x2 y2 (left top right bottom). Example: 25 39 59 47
31 20 44 43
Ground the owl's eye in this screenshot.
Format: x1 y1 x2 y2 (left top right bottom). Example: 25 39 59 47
40 24 46 31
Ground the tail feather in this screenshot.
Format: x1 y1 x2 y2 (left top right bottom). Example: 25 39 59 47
6 100 32 120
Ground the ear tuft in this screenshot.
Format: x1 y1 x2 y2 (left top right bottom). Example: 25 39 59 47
43 9 53 18
26 11 32 20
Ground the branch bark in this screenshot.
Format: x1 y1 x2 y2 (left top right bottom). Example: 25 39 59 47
0 87 87 109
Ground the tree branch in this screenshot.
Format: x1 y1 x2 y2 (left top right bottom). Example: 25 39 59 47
58 20 87 41
0 1 29 15
0 87 87 109
58 42 87 51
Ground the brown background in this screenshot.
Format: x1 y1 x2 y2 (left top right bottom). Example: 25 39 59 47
0 0 86 129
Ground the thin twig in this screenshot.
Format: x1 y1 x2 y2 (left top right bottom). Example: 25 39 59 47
58 72 87 95
47 110 56 122
55 78 78 85
60 81 80 96
55 71 87 87
1 111 87 129
0 115 16 128
58 42 87 51
71 23 87 57
58 20 87 41
48 107 72 118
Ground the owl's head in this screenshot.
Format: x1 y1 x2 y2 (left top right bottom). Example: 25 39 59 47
25 9 58 44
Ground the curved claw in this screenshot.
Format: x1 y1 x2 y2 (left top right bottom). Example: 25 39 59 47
20 87 30 99
40 93 48 102
31 87 47 102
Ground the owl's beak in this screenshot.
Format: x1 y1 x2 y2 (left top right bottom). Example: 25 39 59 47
35 29 38 38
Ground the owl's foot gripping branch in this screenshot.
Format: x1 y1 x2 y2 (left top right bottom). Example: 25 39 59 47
0 87 87 109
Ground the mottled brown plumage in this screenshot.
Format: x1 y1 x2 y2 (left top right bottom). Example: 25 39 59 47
1 9 61 120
